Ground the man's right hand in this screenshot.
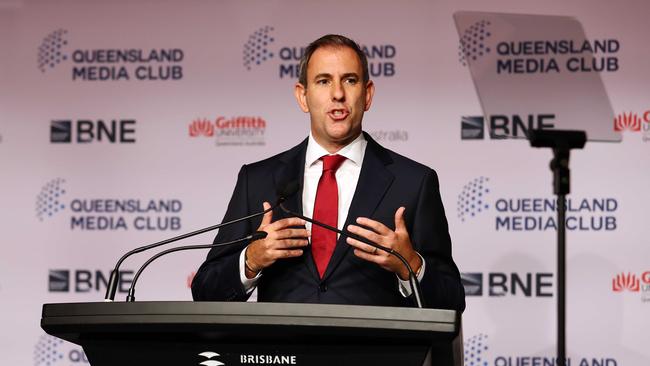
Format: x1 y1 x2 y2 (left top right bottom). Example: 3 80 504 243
244 201 310 279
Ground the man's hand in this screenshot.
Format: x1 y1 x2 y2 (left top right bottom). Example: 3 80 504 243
346 207 422 280
244 202 310 279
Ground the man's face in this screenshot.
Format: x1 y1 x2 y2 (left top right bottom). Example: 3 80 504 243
294 46 374 152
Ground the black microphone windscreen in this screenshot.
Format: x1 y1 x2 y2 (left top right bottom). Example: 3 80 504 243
277 180 300 201
251 231 268 241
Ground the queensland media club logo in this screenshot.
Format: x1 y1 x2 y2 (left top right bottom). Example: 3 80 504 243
35 178 183 231
612 270 650 302
458 20 492 67
34 334 87 366
243 26 396 79
38 29 69 73
461 271 553 297
463 333 617 366
457 176 619 232
457 18 620 74
50 119 136 144
613 109 650 141
37 29 184 81
189 116 266 146
460 113 556 140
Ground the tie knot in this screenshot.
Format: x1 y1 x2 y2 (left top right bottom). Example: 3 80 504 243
321 154 346 172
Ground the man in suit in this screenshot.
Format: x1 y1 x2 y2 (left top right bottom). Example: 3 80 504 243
192 34 465 311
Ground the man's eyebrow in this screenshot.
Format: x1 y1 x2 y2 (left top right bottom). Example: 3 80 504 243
341 72 360 79
313 73 332 80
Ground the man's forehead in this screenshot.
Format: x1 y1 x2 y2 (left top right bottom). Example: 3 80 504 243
307 46 362 75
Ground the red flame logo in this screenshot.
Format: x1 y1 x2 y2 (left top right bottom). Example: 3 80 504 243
612 272 640 292
189 118 215 137
613 112 641 132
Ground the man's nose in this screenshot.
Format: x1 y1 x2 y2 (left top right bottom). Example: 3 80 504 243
331 81 345 101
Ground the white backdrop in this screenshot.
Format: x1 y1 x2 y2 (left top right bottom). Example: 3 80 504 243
1 0 648 365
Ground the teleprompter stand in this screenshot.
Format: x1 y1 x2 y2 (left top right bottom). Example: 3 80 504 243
529 129 586 366
41 302 461 366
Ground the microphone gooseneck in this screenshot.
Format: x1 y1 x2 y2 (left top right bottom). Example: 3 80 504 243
126 231 268 302
104 194 287 301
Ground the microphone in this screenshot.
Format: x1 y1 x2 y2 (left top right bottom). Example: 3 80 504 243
104 188 294 301
277 181 425 308
125 231 268 302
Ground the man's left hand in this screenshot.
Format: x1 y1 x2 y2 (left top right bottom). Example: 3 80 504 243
346 207 422 280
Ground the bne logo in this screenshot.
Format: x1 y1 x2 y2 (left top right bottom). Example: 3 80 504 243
50 119 136 143
48 269 133 293
461 272 554 297
489 114 555 138
461 114 555 140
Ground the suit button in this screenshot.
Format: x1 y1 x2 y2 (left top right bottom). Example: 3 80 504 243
319 283 327 292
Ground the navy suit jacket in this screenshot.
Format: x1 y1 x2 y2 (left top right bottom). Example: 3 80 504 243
192 133 465 311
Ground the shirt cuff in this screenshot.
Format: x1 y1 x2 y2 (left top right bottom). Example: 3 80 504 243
398 252 425 297
239 246 262 293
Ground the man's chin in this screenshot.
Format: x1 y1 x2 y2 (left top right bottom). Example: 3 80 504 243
327 129 362 144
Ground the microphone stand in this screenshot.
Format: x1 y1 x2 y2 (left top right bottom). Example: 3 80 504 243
279 203 424 308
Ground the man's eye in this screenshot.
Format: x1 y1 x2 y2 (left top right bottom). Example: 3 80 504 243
316 79 329 85
345 78 358 84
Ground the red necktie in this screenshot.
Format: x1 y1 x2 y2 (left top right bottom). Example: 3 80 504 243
312 154 347 278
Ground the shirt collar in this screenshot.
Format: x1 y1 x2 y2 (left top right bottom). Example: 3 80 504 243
306 132 366 168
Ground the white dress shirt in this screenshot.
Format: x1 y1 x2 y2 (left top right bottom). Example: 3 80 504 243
239 132 424 297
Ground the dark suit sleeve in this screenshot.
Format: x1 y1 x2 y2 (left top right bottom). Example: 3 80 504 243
411 169 466 311
191 165 254 301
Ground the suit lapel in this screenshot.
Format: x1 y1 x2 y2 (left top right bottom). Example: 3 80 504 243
273 138 307 219
322 133 394 281
272 138 321 282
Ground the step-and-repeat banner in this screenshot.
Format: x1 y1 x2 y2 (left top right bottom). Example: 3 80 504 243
1 0 648 365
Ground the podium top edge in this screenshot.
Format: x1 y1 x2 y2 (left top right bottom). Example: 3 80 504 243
42 301 457 324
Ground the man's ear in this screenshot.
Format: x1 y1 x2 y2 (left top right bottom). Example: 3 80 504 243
294 82 309 113
364 80 375 112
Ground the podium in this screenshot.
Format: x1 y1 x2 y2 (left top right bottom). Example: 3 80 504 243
41 302 461 366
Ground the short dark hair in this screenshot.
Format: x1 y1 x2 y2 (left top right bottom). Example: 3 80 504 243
298 34 369 87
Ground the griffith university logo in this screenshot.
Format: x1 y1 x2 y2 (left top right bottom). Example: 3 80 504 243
188 116 267 146
198 352 224 366
613 109 650 141
243 26 275 71
36 178 66 221
457 177 619 232
612 270 650 302
37 29 69 73
458 20 493 66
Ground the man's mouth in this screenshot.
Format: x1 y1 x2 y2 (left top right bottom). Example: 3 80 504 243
328 109 349 121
